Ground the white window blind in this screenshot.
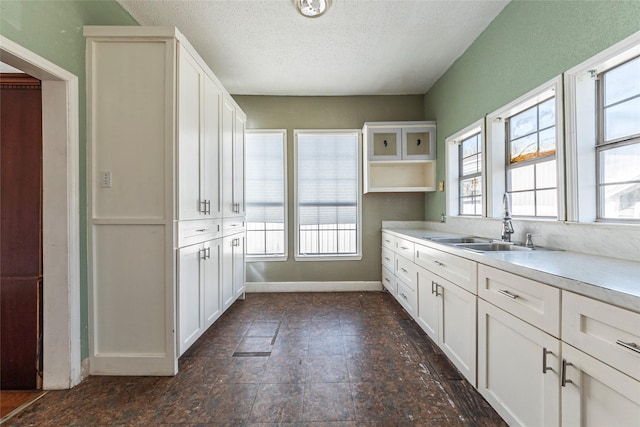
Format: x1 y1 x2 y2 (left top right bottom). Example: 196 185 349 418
245 130 286 257
295 131 360 257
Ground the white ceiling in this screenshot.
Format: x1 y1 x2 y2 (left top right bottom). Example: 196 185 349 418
117 0 509 96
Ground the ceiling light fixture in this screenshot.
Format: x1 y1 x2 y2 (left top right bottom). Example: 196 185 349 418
298 0 328 18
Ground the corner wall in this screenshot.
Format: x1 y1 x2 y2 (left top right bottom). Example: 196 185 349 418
234 95 426 284
423 0 640 221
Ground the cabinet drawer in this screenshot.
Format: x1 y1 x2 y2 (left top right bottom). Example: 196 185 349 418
382 232 397 250
563 291 640 381
395 254 416 290
381 247 395 271
178 219 221 248
397 278 417 317
222 218 245 235
478 264 560 337
415 244 477 294
395 238 415 261
382 266 396 295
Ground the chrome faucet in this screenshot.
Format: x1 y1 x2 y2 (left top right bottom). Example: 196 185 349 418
501 193 514 242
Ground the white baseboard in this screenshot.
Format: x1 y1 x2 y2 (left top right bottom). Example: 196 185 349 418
246 281 383 293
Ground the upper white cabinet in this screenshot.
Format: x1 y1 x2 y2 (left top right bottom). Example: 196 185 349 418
85 26 246 375
178 47 221 220
222 96 246 218
363 121 436 193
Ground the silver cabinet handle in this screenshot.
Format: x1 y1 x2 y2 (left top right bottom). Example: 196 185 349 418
400 293 408 300
431 281 440 297
384 257 391 261
542 347 553 373
199 247 208 260
400 267 408 273
497 289 519 300
384 239 391 243
400 246 410 250
432 260 444 267
232 202 240 213
561 359 573 387
384 277 391 283
616 340 640 354
196 228 208 232
206 200 211 214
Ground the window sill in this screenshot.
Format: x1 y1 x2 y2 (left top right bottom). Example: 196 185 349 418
294 254 363 262
246 255 288 262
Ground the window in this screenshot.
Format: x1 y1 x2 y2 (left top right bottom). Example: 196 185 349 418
505 96 557 217
245 130 287 259
486 77 563 220
596 56 640 220
565 31 640 222
294 130 361 260
459 132 483 216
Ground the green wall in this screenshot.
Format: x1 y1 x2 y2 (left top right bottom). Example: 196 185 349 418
1 0 138 359
234 96 426 283
423 0 640 221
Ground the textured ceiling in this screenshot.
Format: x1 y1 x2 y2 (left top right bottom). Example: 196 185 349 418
117 0 509 96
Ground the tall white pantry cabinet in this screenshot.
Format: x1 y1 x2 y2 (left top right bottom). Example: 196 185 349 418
85 26 246 375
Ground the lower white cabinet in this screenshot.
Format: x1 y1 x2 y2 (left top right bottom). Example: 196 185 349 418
222 231 245 310
478 298 560 427
560 342 640 427
417 265 477 385
178 239 222 356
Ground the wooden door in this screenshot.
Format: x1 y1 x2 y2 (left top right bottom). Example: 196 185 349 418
0 73 43 390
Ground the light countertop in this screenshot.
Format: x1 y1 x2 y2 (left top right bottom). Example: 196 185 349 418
383 227 640 313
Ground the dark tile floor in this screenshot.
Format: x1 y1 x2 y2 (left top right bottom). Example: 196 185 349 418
5 292 506 426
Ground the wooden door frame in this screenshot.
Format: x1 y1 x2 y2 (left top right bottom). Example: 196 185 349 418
0 36 81 389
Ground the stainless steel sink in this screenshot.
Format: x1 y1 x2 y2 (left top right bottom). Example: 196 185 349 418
427 236 492 244
454 242 534 252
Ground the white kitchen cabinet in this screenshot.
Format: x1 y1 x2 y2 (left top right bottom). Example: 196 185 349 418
178 239 222 356
560 342 640 427
222 96 246 218
177 46 221 220
85 26 246 375
416 265 477 385
363 121 436 193
222 231 245 310
478 298 561 427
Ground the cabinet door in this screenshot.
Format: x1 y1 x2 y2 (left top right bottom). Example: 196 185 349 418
203 239 222 328
202 76 221 218
561 343 640 427
221 234 235 310
401 126 435 160
416 267 439 342
178 244 204 356
221 98 235 217
478 299 560 427
178 45 203 221
233 113 246 216
232 233 246 298
367 127 402 160
439 277 477 386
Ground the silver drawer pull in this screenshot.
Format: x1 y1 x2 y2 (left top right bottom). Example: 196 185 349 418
384 257 391 261
400 293 407 300
400 246 409 250
196 228 208 232
616 340 640 354
561 359 573 387
384 278 390 283
384 239 391 243
432 260 444 267
542 347 553 374
400 268 408 273
497 289 519 300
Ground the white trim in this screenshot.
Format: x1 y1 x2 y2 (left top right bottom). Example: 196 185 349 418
564 31 640 223
486 75 564 220
445 118 485 217
0 35 81 389
246 281 383 293
245 129 288 260
293 129 363 260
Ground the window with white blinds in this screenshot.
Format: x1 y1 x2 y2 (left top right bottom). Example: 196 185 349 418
245 130 287 258
294 130 361 259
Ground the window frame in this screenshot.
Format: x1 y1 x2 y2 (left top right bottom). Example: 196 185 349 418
486 76 565 220
445 119 485 217
293 129 363 261
244 129 288 261
564 31 640 223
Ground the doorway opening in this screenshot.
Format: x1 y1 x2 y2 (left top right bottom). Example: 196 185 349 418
0 36 81 390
